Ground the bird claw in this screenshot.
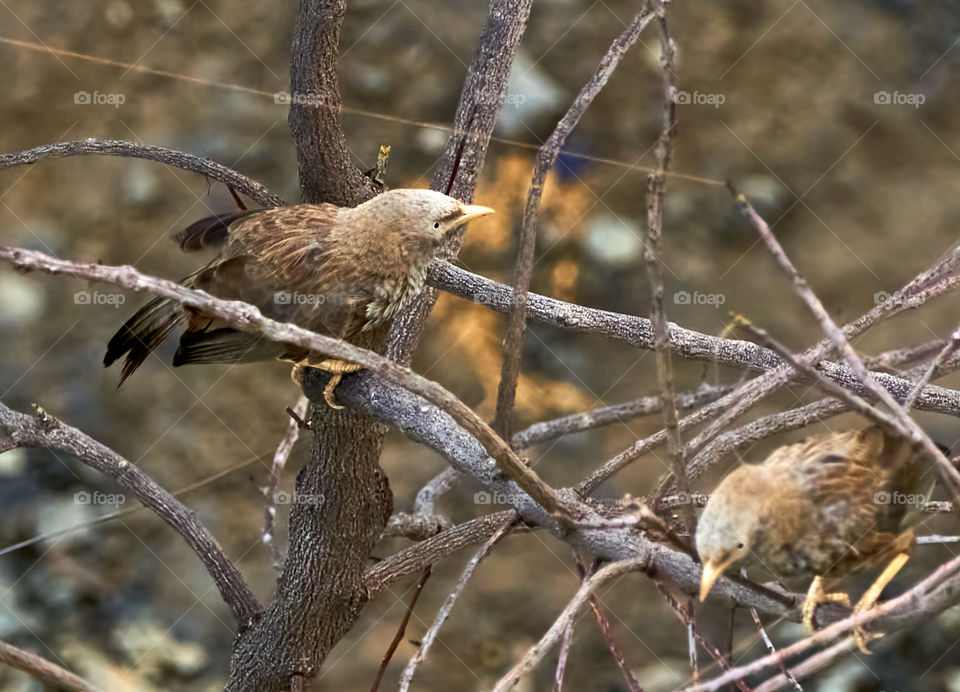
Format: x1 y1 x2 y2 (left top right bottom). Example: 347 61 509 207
801 576 850 631
290 358 362 408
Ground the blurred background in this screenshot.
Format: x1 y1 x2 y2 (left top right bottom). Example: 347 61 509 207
3 0 960 689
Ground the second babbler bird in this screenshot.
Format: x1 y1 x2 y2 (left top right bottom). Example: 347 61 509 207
104 189 494 405
696 426 932 652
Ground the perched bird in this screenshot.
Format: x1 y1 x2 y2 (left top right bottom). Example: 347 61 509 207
104 189 494 405
696 426 931 651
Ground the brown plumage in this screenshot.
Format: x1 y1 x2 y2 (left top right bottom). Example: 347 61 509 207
104 189 494 384
696 426 932 648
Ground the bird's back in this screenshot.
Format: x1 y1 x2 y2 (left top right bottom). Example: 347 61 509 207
767 427 925 576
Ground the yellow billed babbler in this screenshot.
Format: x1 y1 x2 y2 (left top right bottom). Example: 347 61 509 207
695 426 932 652
104 189 494 405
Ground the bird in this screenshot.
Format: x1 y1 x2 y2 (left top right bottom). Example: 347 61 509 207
103 189 495 406
696 426 931 652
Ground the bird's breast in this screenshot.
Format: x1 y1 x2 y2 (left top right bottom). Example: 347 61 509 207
363 260 429 328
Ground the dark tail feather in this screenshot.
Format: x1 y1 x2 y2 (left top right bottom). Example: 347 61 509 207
173 328 284 366
173 209 262 252
104 297 185 384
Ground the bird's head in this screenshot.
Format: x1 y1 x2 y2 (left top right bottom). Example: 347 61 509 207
695 465 770 601
351 189 494 249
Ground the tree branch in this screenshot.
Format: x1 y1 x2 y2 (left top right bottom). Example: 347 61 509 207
0 139 284 208
0 638 99 692
0 402 261 624
493 5 656 438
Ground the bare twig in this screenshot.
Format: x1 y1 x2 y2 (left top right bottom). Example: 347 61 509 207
413 467 462 516
366 512 518 596
553 620 575 692
643 2 689 531
0 139 284 207
512 384 734 451
578 560 643 692
263 395 309 568
655 582 750 692
0 402 260 624
748 606 802 692
904 323 960 410
398 515 515 690
491 558 648 692
371 566 432 692
493 5 656 438
0 638 100 692
752 637 853 692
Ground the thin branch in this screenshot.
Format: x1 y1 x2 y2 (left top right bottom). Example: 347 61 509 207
429 262 960 419
512 384 734 451
493 5 657 438
752 638 853 692
263 395 308 569
553 620 575 692
904 323 960 410
388 0 534 365
655 582 750 692
0 139 284 207
643 2 689 531
0 246 574 519
0 638 100 692
748 606 802 692
371 566 432 692
491 558 648 692
366 511 517 596
0 402 260 624
413 467 462 516
578 560 643 692
398 515 515 691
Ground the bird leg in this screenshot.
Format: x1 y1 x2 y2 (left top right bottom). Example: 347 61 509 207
849 552 910 654
802 576 850 632
290 358 362 409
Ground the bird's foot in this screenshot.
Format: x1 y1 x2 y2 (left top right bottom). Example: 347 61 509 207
290 359 362 409
847 552 911 654
801 576 850 631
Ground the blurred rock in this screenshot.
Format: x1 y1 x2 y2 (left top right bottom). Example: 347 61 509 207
0 274 45 327
584 213 643 266
498 52 565 136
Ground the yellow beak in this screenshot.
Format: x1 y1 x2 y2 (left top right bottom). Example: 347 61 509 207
699 560 725 602
458 204 495 224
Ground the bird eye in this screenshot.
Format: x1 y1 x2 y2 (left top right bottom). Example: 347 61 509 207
433 222 440 229
737 543 744 549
